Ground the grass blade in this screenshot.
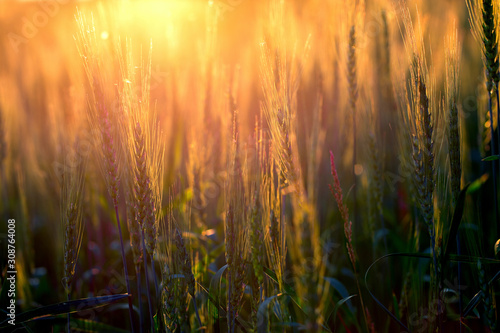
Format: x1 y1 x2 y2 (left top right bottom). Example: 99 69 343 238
208 264 228 319
263 267 301 308
324 277 355 312
462 291 483 317
0 294 128 327
332 295 358 328
257 294 283 332
482 155 499 161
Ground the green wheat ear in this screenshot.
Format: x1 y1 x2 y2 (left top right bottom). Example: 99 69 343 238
477 259 497 331
467 0 499 90
249 193 264 286
482 0 499 90
174 227 196 298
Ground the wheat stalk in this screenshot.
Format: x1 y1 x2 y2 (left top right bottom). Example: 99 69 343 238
160 263 180 332
396 6 448 329
248 191 264 329
61 147 86 291
173 226 202 328
259 4 310 194
466 0 499 91
125 180 144 332
367 132 386 253
398 2 437 263
61 138 86 333
117 39 164 257
225 116 248 333
477 259 496 330
445 27 462 205
329 150 369 332
347 26 359 233
75 11 136 330
117 39 165 332
467 0 500 229
75 11 121 205
159 192 179 332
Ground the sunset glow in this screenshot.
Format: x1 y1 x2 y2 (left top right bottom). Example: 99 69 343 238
0 0 499 332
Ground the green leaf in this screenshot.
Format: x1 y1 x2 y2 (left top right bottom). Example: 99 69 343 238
50 316 130 332
392 293 401 321
153 312 160 332
274 322 303 328
324 277 354 312
489 270 500 286
208 264 228 319
197 280 250 332
482 155 499 161
71 318 131 332
449 254 500 265
365 253 416 331
365 252 500 329
182 231 215 245
0 294 129 328
257 294 283 332
263 267 300 308
463 291 483 317
466 174 489 194
208 243 226 260
333 295 358 328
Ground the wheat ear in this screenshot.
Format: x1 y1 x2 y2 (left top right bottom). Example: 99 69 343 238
61 139 86 333
347 25 359 231
75 12 136 329
467 0 500 227
445 28 464 325
477 259 496 330
445 29 462 204
329 150 369 331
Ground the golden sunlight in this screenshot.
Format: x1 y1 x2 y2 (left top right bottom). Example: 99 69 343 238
0 0 498 332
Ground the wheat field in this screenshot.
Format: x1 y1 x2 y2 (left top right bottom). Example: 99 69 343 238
0 0 499 332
